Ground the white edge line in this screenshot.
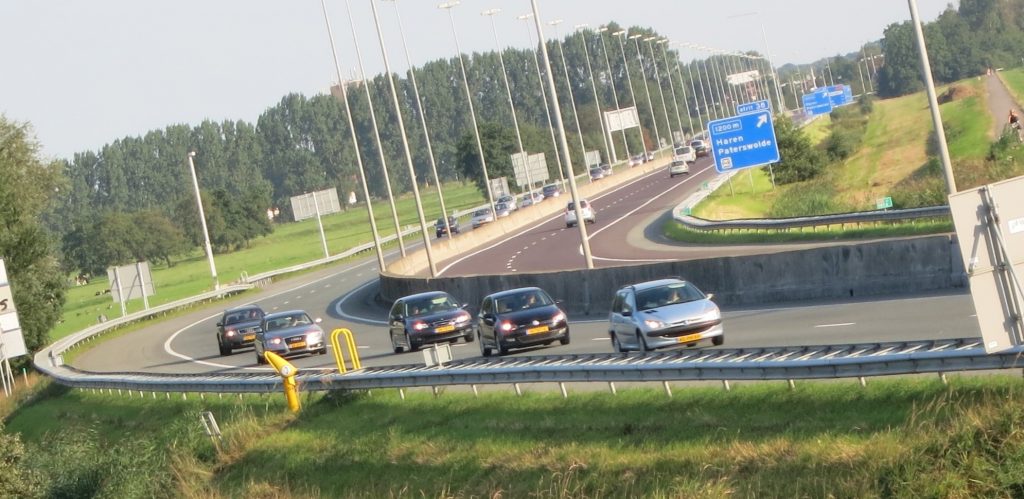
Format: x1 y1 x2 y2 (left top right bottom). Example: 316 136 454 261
814 322 856 328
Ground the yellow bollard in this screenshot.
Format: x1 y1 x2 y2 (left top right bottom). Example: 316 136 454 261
264 351 300 413
330 328 362 373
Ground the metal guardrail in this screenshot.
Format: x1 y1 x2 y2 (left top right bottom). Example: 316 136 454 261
35 337 1024 395
674 205 952 232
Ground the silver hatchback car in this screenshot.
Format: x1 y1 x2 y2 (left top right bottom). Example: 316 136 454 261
608 278 723 352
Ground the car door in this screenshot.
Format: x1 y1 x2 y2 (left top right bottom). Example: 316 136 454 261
478 297 495 345
388 300 405 345
610 290 631 346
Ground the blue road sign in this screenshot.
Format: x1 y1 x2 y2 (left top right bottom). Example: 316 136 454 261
802 89 832 116
736 99 770 115
843 85 853 104
707 110 781 173
827 85 852 107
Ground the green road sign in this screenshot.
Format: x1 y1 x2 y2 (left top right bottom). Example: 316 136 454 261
875 197 893 209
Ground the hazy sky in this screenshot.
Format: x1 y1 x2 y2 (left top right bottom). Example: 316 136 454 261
2 0 952 160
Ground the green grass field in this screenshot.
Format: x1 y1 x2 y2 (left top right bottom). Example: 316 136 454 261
9 376 1024 497
1002 67 1024 105
52 182 486 341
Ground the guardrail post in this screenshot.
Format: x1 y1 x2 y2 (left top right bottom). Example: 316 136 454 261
559 382 568 399
608 382 617 395
787 380 796 391
662 381 672 398
432 386 440 398
722 380 731 392
514 383 522 397
939 373 948 385
859 377 867 388
398 388 406 400
471 385 478 398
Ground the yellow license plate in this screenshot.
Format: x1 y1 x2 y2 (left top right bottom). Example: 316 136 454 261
676 333 702 344
288 341 306 349
527 325 549 335
243 334 256 341
436 324 455 333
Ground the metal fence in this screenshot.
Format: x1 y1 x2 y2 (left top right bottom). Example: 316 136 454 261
675 205 951 232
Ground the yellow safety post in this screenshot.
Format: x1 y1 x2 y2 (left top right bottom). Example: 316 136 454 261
330 328 362 373
264 351 300 413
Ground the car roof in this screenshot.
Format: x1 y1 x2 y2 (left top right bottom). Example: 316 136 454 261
484 286 545 300
397 291 452 302
224 304 263 314
263 309 309 320
622 278 689 293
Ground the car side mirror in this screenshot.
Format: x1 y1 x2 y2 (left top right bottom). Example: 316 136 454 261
555 299 563 306
216 321 222 327
706 293 715 301
483 314 495 325
621 310 632 317
393 314 404 322
314 317 323 324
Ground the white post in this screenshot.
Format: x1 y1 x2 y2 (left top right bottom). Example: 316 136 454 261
113 266 127 317
312 192 329 259
908 0 956 194
135 261 149 310
186 152 219 290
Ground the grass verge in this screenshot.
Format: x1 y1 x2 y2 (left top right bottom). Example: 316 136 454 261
7 376 1024 497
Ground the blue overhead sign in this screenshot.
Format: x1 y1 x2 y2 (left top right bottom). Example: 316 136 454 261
827 84 853 107
707 110 781 173
802 89 832 116
736 99 770 115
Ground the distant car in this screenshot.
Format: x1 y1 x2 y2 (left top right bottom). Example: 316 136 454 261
520 191 544 208
389 291 474 353
542 184 562 199
494 201 513 218
435 216 460 238
476 287 569 356
600 163 613 176
216 305 265 356
673 145 696 163
565 199 596 228
690 139 709 157
254 310 326 364
628 154 645 167
669 158 690 177
645 151 655 161
589 167 605 181
471 208 494 229
496 194 518 211
608 278 723 353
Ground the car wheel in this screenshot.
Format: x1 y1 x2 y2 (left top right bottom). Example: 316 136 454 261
405 331 419 352
566 223 573 228
611 334 624 353
479 331 492 357
636 330 650 353
497 341 509 356
712 335 724 346
256 352 267 365
218 343 231 356
318 347 328 355
464 332 475 343
559 329 570 345
391 333 404 354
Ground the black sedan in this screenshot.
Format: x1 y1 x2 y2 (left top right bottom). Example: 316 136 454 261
388 291 474 353
216 305 264 356
476 287 569 356
435 216 460 238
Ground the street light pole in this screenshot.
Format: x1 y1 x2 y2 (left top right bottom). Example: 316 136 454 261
679 48 705 133
387 0 451 240
614 30 643 152
644 36 674 147
657 39 687 140
908 0 956 194
319 0 385 272
550 19 590 176
186 151 218 291
440 1 497 213
483 8 536 198
369 0 437 277
344 0 406 257
529 0 593 270
630 33 662 151
519 13 565 184
575 24 613 165
598 26 631 160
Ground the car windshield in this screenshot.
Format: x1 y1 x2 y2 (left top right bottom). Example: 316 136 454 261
635 283 705 311
590 168 602 174
406 295 460 316
496 202 509 210
543 185 558 193
265 312 313 331
495 290 553 313
224 308 262 325
474 209 490 217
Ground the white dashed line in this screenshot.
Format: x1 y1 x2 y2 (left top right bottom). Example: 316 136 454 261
283 301 290 305
814 322 856 328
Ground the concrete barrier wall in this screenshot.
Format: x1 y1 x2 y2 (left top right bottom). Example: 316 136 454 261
380 235 966 316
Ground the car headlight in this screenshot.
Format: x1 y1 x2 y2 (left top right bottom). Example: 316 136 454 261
552 312 565 324
413 321 429 331
499 321 514 332
270 337 282 345
644 319 666 330
225 329 236 337
697 309 721 322
454 313 470 323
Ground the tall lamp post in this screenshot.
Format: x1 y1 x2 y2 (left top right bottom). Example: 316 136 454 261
597 26 631 161
629 33 662 151
439 0 497 213
549 19 590 176
528 0 593 269
645 36 675 145
186 151 218 291
613 30 643 152
482 8 536 198
519 13 565 184
656 38 688 140
369 0 438 277
575 23 613 164
318 0 385 272
386 0 451 240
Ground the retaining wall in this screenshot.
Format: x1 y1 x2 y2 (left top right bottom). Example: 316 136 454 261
380 235 966 315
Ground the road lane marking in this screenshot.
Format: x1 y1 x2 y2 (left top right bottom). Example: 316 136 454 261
814 322 856 328
334 279 388 325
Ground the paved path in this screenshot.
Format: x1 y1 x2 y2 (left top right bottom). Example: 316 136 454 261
986 72 1023 138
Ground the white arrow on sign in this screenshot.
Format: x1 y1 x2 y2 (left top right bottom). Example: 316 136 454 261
756 114 768 128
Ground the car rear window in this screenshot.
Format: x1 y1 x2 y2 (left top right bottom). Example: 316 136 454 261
567 200 588 210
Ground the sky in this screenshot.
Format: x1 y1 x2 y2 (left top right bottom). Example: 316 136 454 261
1 0 953 160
